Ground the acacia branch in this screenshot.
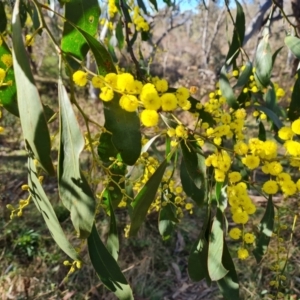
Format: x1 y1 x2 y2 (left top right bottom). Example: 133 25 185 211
119 0 144 80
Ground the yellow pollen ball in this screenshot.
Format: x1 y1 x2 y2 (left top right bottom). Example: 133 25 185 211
73 70 88 87
140 109 159 127
291 119 300 135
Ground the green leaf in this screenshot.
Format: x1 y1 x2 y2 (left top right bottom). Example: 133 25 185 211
116 19 125 49
258 121 266 141
254 33 272 88
28 157 79 261
61 0 100 70
158 204 176 241
255 105 283 129
225 0 245 63
137 0 147 14
0 41 18 116
272 46 283 67
12 1 54 175
58 80 95 238
180 158 207 206
75 30 141 165
264 83 276 111
288 70 300 121
0 2 7 32
253 195 274 263
149 0 158 10
180 138 204 189
188 211 211 283
129 159 168 236
106 190 119 261
285 36 300 60
234 61 252 89
88 225 133 300
217 241 239 300
208 208 228 281
219 66 239 109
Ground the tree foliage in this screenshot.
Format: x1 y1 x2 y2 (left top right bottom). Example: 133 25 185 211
1 0 300 299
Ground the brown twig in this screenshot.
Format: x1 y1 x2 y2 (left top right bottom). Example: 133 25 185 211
119 0 144 81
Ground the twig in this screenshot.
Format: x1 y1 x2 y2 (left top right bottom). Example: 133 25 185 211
119 0 144 81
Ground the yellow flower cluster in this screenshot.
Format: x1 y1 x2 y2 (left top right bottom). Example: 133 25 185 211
108 0 118 19
132 6 149 32
0 53 13 87
205 150 231 182
72 70 190 128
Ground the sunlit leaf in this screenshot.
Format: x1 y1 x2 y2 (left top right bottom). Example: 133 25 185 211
129 159 168 236
254 33 272 88
217 241 239 300
58 80 95 238
28 157 79 261
188 211 211 283
285 35 300 60
88 225 133 300
208 209 228 281
253 195 274 263
219 66 239 109
61 0 100 70
12 0 54 175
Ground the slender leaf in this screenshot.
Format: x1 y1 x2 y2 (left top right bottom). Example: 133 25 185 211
0 40 18 116
264 83 276 111
137 0 147 14
158 202 177 241
129 160 168 236
61 0 100 70
180 140 203 189
254 33 272 88
255 105 283 129
219 66 239 109
88 225 133 300
188 211 211 283
180 158 206 206
116 20 124 49
225 0 245 63
12 0 54 175
272 46 283 67
253 195 274 263
208 209 228 281
28 157 79 261
288 70 300 121
0 2 7 32
107 190 119 261
149 0 158 10
285 35 300 60
58 80 95 238
217 241 239 300
258 121 266 141
234 61 252 89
